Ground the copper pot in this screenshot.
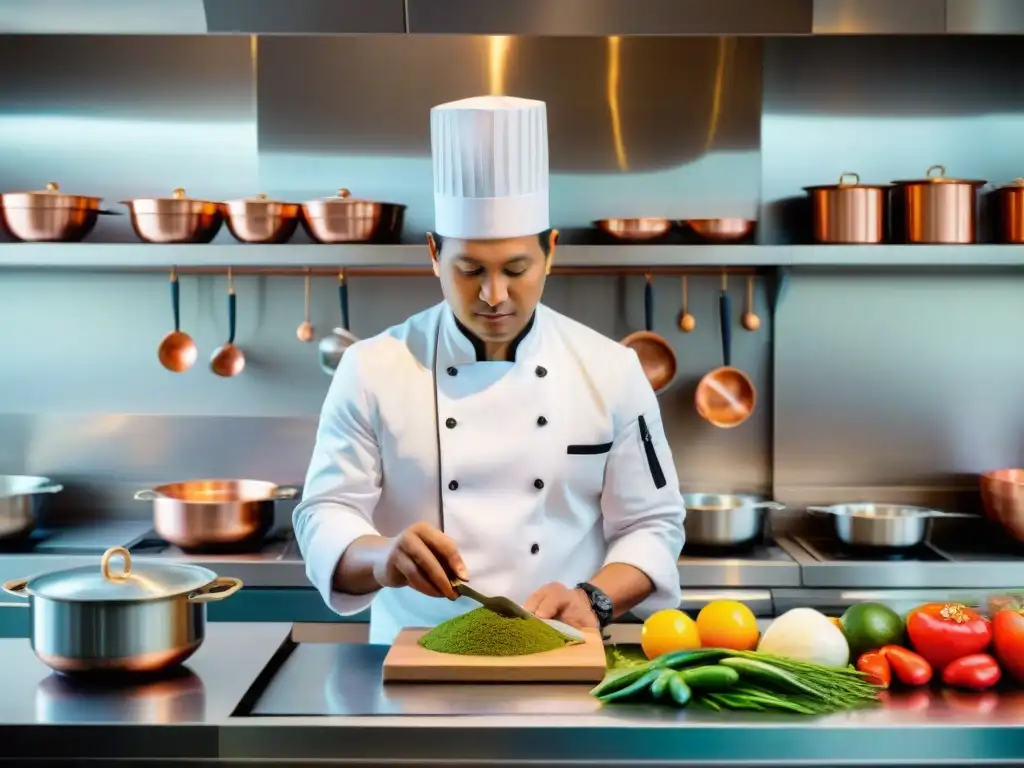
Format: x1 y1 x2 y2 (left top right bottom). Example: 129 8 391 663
804 172 888 244
980 469 1024 544
0 181 120 242
122 188 224 244
222 193 300 244
891 165 986 244
683 218 756 243
301 189 406 244
134 479 299 551
996 179 1024 244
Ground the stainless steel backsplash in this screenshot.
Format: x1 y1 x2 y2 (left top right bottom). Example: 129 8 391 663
0 34 1021 523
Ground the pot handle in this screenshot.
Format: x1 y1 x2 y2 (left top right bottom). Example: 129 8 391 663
33 483 64 494
134 490 159 501
1 578 28 598
748 501 786 511
273 485 300 500
189 577 243 603
805 505 832 515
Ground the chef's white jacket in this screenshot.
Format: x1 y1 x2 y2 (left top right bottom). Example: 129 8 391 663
293 301 686 645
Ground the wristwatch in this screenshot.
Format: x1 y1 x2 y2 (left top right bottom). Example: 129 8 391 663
576 582 613 629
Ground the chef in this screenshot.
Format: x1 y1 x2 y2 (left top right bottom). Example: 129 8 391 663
293 95 685 646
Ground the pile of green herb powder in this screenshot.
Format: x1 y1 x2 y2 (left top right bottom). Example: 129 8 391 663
418 607 569 656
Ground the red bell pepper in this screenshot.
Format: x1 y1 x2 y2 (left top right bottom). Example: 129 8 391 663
856 651 891 688
880 645 933 686
905 603 992 670
992 609 1024 685
941 653 1002 691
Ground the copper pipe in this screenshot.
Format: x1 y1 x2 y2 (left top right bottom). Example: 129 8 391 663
135 265 760 278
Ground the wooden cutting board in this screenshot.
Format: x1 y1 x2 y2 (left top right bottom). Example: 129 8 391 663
381 627 609 683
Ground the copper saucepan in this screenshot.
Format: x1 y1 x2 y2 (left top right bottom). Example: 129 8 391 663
594 218 672 241
695 275 756 428
134 479 300 551
122 188 224 244
0 182 122 242
621 273 677 395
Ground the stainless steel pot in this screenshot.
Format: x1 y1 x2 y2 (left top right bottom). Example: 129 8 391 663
682 493 785 547
121 188 224 244
222 193 300 244
807 503 977 549
135 479 299 550
0 475 64 540
2 546 241 677
300 188 406 244
0 181 120 242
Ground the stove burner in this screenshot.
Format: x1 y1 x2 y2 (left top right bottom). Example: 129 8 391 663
796 536 949 563
128 528 292 556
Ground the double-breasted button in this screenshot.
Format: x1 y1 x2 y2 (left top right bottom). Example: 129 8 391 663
537 416 547 427
446 366 458 377
535 365 547 378
445 417 457 429
530 543 540 555
534 478 545 490
449 480 459 491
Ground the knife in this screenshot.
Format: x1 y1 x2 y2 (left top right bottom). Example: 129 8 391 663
450 579 585 644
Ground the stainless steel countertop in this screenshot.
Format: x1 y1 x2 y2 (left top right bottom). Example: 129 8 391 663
4 622 1024 765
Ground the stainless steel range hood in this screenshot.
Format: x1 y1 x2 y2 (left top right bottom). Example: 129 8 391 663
0 0 1016 36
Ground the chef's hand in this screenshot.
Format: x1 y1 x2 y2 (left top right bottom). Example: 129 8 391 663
373 522 468 601
523 582 600 631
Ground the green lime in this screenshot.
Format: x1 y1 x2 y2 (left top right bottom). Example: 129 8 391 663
840 602 905 657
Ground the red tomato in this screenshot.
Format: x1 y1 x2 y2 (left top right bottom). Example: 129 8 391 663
992 609 1024 685
942 653 1002 691
880 645 933 686
905 603 991 670
856 651 891 688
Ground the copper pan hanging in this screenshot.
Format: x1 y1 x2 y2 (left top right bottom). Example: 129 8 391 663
621 273 677 395
695 273 756 428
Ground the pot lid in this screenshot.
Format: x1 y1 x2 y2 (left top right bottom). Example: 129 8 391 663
25 546 217 602
803 172 890 191
891 165 986 186
222 192 300 215
999 177 1024 189
121 188 220 214
1 181 103 210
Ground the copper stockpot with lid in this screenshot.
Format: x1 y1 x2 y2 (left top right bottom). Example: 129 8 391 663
301 188 406 244
222 193 300 244
804 172 889 244
890 165 986 244
122 188 224 244
0 181 119 242
995 179 1024 244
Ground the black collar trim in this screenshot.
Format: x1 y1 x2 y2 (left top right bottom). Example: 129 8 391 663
453 311 537 362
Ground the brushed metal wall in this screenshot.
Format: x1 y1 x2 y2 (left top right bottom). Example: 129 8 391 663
255 35 762 233
763 36 1024 508
0 35 771 518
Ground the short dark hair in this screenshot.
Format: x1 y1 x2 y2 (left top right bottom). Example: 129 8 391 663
429 228 555 257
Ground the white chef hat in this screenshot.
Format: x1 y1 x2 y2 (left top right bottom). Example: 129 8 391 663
430 95 550 240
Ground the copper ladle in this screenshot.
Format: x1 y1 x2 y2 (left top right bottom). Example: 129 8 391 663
742 276 761 331
157 268 198 373
296 270 314 342
210 267 245 377
678 275 696 332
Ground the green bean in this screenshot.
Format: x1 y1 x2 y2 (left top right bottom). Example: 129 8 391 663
597 668 662 703
653 648 731 670
667 672 693 707
676 664 740 691
649 669 677 701
590 665 654 698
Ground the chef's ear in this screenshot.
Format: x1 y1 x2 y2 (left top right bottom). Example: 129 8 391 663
545 229 559 276
426 232 441 277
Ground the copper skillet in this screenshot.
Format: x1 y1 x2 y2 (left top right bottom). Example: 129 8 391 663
621 274 677 394
695 274 756 427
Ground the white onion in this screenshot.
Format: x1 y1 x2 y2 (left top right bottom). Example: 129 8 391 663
757 607 850 668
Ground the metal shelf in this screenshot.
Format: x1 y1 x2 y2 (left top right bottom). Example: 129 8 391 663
1 243 1023 271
